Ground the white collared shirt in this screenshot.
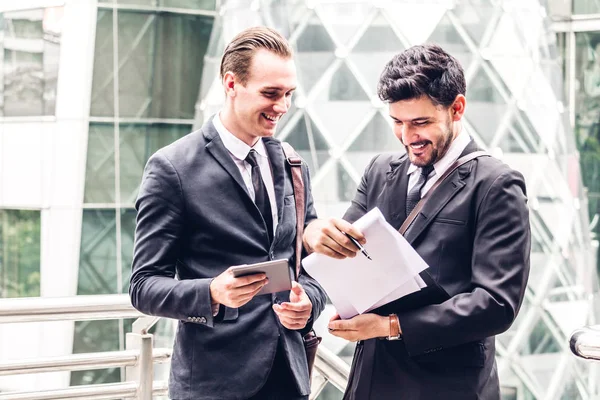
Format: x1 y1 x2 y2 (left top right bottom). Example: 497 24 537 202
213 113 278 235
406 129 471 197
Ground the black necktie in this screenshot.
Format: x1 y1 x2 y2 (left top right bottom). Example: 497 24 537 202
245 149 273 242
406 165 434 216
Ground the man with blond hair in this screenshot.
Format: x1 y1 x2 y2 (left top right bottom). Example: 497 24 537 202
130 26 326 400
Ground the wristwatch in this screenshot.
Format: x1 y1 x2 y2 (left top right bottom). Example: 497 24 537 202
386 314 402 341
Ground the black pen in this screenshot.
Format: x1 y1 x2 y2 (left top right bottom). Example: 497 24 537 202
343 232 372 261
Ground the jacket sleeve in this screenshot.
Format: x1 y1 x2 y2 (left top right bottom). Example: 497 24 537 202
298 162 327 334
129 152 218 328
398 170 531 356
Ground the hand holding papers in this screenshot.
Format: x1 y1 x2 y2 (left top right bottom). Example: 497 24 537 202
302 207 429 319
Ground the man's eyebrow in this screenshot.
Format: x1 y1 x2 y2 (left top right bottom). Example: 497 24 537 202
261 86 296 91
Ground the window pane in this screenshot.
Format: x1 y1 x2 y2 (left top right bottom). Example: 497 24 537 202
573 0 600 14
119 123 190 204
0 209 41 298
78 209 118 295
84 123 116 204
115 11 213 118
90 10 114 117
574 32 600 246
161 0 217 9
0 8 62 116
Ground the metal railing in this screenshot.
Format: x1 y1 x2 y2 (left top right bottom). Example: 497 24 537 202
0 294 349 400
570 324 600 361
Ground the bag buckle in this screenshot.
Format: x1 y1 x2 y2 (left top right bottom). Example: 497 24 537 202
287 156 302 167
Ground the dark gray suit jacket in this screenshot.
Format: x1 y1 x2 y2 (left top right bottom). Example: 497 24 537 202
342 141 531 400
129 119 327 400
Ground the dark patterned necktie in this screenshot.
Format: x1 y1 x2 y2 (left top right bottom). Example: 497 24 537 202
406 165 434 216
245 149 273 242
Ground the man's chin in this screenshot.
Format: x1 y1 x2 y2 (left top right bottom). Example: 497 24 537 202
408 152 432 167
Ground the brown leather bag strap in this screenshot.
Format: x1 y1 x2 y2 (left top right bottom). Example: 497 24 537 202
399 151 490 235
281 142 305 279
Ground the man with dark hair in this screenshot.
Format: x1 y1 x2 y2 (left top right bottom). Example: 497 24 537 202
130 26 327 400
303 43 530 399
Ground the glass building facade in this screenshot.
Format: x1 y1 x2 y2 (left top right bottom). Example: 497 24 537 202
0 0 599 399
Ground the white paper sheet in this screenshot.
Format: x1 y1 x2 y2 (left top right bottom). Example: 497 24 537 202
302 207 429 319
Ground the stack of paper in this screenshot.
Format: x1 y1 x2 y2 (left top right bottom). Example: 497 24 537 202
302 207 429 319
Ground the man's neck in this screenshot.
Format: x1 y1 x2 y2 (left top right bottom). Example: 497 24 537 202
219 109 260 147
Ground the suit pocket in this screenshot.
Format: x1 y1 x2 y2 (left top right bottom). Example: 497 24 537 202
433 217 466 226
413 341 485 368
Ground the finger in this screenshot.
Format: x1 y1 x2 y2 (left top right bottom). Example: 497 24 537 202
328 218 366 246
328 319 354 331
342 225 366 245
232 279 268 297
316 234 359 259
231 272 268 287
329 313 340 323
277 301 311 313
273 309 310 324
275 314 308 329
273 303 311 318
291 281 304 296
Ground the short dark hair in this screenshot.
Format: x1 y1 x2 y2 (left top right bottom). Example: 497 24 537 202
377 44 466 107
220 26 293 85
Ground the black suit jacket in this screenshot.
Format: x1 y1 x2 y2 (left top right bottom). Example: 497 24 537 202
342 141 531 400
129 118 327 400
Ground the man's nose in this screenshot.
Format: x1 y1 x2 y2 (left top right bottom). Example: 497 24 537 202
273 96 289 114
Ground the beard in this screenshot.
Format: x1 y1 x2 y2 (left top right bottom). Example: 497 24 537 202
405 120 455 167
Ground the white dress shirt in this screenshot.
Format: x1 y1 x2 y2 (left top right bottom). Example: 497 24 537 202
213 113 278 235
406 129 471 197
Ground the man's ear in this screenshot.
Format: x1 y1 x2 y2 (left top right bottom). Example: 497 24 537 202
451 94 466 120
223 71 236 97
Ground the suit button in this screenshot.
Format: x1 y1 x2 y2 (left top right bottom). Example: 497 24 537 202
187 317 192 321
199 316 207 324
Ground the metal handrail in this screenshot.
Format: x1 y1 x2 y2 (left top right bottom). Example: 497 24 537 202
0 348 171 376
570 325 600 361
0 294 350 399
0 381 168 400
0 294 142 323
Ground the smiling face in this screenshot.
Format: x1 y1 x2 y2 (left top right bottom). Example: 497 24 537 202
221 49 297 146
390 95 465 167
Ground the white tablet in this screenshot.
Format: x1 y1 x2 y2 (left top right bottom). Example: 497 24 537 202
231 259 293 295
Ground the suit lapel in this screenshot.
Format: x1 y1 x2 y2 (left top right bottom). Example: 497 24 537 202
263 138 285 224
384 155 411 230
203 121 249 197
403 140 480 244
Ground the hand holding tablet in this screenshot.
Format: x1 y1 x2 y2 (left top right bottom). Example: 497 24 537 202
231 259 293 295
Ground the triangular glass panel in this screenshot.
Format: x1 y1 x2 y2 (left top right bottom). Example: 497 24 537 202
348 52 398 94
348 112 403 152
296 52 336 95
451 2 497 46
384 2 445 46
310 101 372 148
497 129 528 154
345 152 388 179
337 161 359 202
514 109 542 152
322 62 369 102
426 14 472 70
317 2 373 47
312 161 359 204
353 13 404 52
284 113 330 174
294 13 336 52
519 317 561 356
465 67 508 145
